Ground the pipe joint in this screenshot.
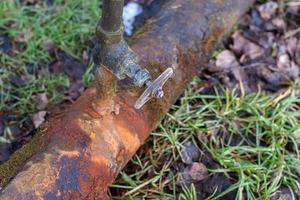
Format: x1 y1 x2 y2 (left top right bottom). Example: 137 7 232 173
96 25 124 45
94 38 152 87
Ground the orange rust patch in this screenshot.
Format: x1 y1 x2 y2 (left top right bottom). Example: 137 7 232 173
90 132 97 140
116 147 126 163
91 155 110 169
116 93 151 141
78 155 111 200
115 122 141 156
58 150 80 158
203 32 216 54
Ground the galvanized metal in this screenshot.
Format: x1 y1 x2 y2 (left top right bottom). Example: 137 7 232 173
100 0 124 33
0 0 254 199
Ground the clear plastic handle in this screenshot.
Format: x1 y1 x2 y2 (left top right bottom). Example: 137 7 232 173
134 68 174 109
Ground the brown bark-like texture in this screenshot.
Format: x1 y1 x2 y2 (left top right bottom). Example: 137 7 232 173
0 0 253 199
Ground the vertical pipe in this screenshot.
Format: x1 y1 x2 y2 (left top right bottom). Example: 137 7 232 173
95 0 124 102
100 0 124 32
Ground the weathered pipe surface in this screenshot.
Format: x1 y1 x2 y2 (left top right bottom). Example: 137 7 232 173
0 0 253 199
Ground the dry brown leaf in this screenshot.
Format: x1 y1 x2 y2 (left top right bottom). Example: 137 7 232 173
31 111 47 129
258 2 278 20
15 28 33 43
215 50 240 71
231 32 265 61
184 162 208 182
35 93 48 110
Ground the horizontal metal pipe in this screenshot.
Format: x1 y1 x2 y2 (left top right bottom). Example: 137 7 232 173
0 0 254 199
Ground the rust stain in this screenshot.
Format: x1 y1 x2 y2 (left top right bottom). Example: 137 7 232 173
58 150 81 158
202 25 226 55
115 121 141 156
0 0 254 199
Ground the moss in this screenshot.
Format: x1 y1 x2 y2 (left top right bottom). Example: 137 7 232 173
0 123 49 188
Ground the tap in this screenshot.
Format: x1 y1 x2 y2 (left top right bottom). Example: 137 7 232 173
93 0 173 110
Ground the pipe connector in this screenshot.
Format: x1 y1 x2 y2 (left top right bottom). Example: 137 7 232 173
93 37 174 109
134 68 174 109
94 37 152 85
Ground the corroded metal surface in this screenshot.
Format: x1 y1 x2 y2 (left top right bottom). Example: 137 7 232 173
0 0 254 199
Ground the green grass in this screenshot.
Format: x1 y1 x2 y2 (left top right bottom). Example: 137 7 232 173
110 80 300 199
0 0 100 145
0 0 100 114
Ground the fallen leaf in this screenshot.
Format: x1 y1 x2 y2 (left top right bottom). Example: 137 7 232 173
287 3 300 15
286 37 298 57
277 52 300 78
270 186 295 200
67 80 85 100
184 162 208 182
21 74 33 82
277 54 291 70
31 111 47 129
49 60 64 74
251 9 264 27
82 50 89 63
15 28 33 43
7 125 22 140
271 17 286 31
230 32 265 61
215 50 240 71
258 2 278 20
0 35 13 56
44 39 56 54
180 142 200 164
177 162 209 185
35 93 48 110
49 52 87 80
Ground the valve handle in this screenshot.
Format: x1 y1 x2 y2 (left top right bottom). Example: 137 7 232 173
134 68 174 109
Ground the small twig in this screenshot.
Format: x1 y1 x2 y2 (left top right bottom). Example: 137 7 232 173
242 62 272 69
287 2 300 7
284 27 300 39
271 87 292 107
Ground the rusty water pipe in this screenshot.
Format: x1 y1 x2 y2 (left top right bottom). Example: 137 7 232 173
94 0 125 102
0 0 254 199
